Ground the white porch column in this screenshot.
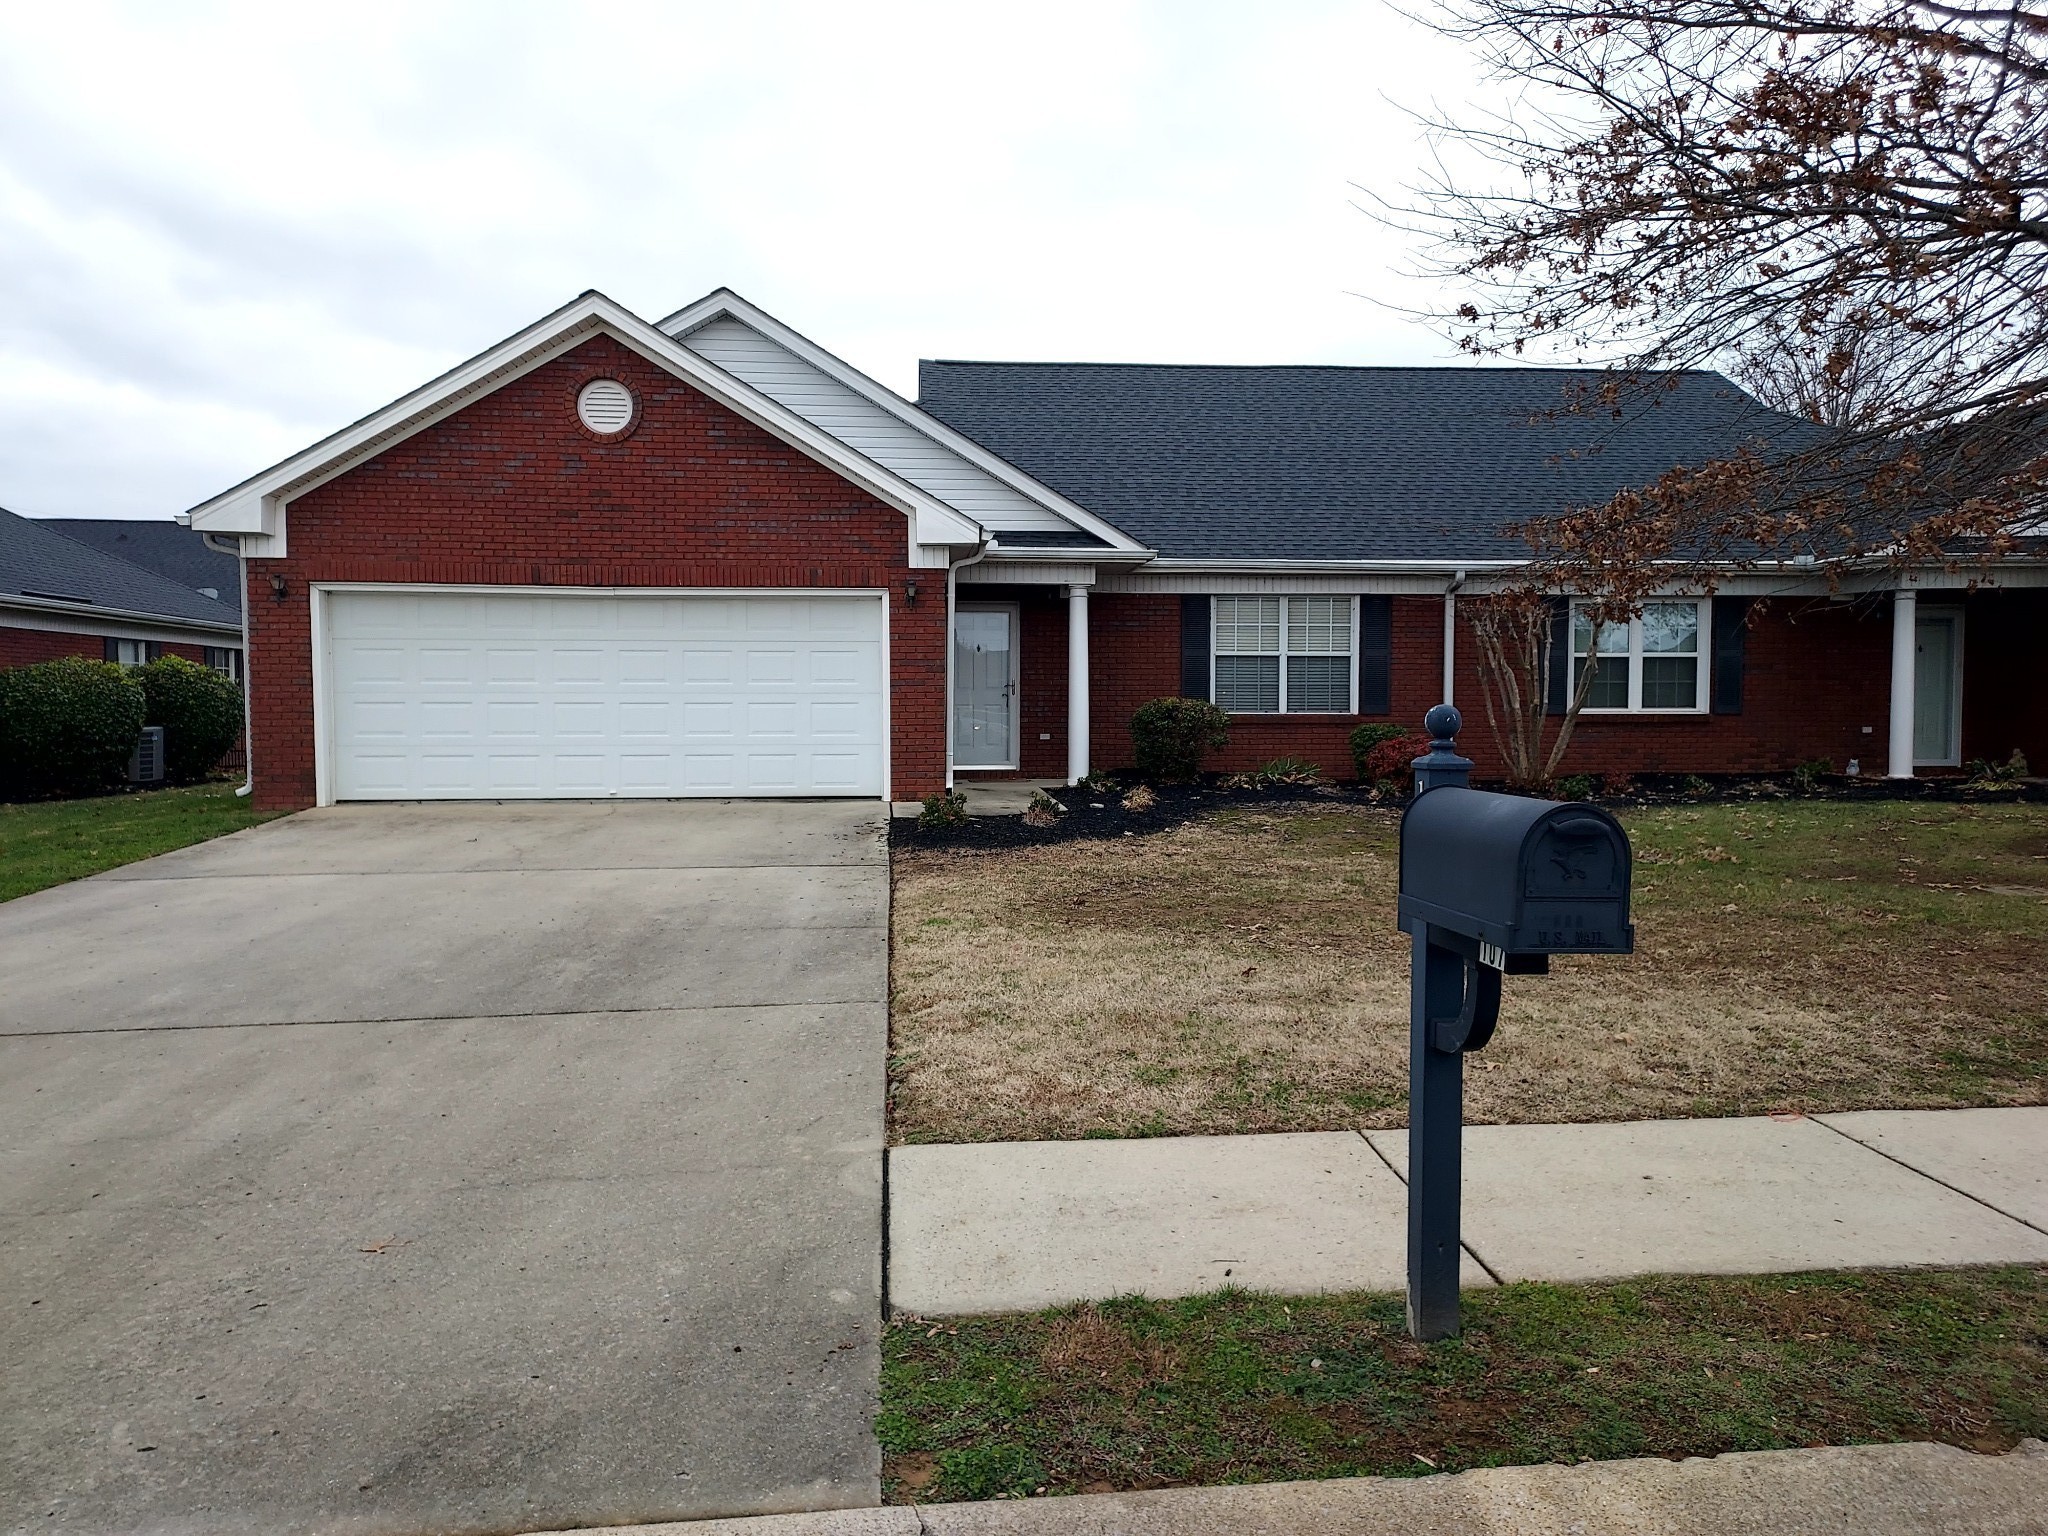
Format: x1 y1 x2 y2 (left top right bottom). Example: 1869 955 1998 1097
1888 588 1917 778
1441 591 1457 706
1066 584 1090 784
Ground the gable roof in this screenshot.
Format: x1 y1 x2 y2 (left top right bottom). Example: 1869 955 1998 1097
658 289 1150 556
917 362 1833 563
0 507 242 630
41 518 241 615
185 291 981 554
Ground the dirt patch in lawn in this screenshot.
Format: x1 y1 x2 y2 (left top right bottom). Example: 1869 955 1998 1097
888 801 2048 1143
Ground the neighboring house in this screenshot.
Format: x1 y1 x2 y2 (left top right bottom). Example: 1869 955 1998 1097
181 290 2046 811
1 506 243 674
41 517 243 617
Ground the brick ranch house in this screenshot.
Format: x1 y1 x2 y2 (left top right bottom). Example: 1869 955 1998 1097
181 290 2047 812
2 505 242 675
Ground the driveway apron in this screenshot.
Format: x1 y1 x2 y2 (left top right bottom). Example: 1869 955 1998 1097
0 801 888 1536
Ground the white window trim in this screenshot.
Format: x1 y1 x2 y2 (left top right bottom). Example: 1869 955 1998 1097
1211 595 1359 715
1571 599 1712 715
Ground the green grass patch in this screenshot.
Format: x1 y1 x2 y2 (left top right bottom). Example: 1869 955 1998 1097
881 1267 2048 1501
0 783 281 902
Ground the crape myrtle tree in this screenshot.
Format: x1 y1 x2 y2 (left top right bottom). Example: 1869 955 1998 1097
1378 0 2048 783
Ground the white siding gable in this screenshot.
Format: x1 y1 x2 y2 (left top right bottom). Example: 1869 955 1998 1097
679 317 1079 535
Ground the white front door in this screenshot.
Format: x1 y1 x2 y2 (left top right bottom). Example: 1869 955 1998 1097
952 606 1017 769
322 588 886 800
1913 612 1961 766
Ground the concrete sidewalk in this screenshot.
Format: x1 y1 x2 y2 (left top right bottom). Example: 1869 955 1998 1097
538 1438 2048 1535
890 1106 2048 1315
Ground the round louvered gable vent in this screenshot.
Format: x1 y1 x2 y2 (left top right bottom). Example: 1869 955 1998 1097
577 378 635 434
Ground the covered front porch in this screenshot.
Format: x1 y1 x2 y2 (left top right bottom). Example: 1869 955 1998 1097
949 571 1096 786
1885 583 2045 777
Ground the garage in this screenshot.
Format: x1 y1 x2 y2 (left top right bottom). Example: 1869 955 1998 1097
319 588 886 801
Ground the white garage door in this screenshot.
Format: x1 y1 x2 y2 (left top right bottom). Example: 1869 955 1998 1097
323 590 885 800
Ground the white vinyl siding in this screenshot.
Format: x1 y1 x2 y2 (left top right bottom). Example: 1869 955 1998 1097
322 589 884 800
680 318 1082 536
1572 600 1709 713
1212 596 1356 714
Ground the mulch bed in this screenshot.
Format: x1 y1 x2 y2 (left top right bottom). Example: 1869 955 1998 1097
891 772 2048 850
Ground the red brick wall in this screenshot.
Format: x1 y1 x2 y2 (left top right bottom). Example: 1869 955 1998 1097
1083 591 1901 781
0 627 103 669
244 335 945 810
0 630 219 670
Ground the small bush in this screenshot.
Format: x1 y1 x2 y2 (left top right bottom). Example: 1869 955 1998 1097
1790 757 1834 793
0 655 147 797
137 655 243 783
1231 756 1323 789
1966 750 2030 789
1078 769 1118 795
918 789 967 828
1555 773 1596 802
1683 774 1713 798
1122 783 1158 814
1361 729 1429 793
1130 697 1229 783
1347 721 1408 782
1023 788 1067 828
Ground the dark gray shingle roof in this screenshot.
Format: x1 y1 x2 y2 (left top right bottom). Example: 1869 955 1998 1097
0 508 242 629
42 518 242 615
917 362 1832 561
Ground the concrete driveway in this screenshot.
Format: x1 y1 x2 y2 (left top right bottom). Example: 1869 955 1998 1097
0 800 888 1536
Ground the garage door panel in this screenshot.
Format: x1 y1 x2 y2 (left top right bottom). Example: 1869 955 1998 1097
327 591 883 800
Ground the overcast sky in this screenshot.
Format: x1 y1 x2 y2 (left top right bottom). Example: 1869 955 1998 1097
0 1 1492 520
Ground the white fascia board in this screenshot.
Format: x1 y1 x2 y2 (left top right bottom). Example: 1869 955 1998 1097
658 288 1153 557
185 291 983 555
0 595 242 639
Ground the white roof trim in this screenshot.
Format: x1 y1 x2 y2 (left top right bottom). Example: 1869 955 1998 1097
658 288 1153 557
186 291 983 551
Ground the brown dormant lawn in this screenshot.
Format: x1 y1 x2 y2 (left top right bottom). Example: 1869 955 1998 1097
888 800 2047 1143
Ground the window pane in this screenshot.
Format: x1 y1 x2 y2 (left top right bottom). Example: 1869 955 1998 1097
1572 608 1627 656
1215 596 1281 655
1215 654 1280 712
1286 654 1351 712
1576 654 1629 709
1286 596 1351 655
1641 655 1698 708
1642 603 1699 654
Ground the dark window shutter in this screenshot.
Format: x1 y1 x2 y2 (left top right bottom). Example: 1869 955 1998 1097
1356 595 1392 715
146 641 163 662
1545 598 1570 715
1711 596 1750 714
1180 596 1211 700
103 637 119 662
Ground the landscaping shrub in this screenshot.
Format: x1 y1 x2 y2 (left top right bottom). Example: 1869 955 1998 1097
1077 769 1118 795
1347 721 1408 782
137 655 243 783
919 789 968 829
1359 729 1428 792
1023 788 1067 828
0 656 147 797
1225 756 1324 789
1129 697 1229 783
1121 783 1158 814
1790 757 1834 794
1554 773 1596 802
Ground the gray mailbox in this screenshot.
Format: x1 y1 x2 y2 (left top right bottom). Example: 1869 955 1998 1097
1400 788 1634 963
1396 705 1634 1340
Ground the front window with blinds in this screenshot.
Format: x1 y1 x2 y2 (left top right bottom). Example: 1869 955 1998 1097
1213 596 1355 713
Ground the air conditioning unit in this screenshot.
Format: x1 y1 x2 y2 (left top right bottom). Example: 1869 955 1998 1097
128 726 165 785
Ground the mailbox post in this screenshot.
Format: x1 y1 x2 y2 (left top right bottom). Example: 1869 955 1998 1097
1397 704 1635 1341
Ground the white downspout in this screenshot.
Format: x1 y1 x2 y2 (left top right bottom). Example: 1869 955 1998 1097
1442 569 1466 707
1888 587 1918 778
203 532 255 798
